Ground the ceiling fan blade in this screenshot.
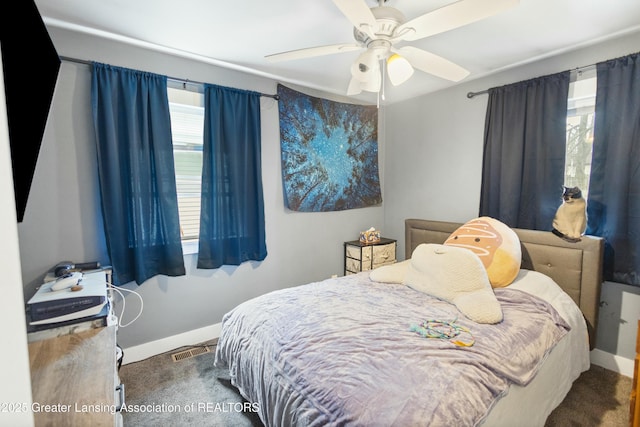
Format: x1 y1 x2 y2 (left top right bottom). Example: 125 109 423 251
331 0 377 38
266 43 361 62
395 0 519 41
396 46 470 82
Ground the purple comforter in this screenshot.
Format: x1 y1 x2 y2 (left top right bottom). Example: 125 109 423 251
215 272 570 426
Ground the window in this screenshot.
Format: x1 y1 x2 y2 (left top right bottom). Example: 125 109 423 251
565 69 596 199
168 86 204 251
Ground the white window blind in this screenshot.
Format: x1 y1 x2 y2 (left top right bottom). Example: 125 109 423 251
565 69 596 199
168 87 204 241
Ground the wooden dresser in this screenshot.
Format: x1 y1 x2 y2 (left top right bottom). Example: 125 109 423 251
344 238 396 275
631 319 639 427
29 325 123 426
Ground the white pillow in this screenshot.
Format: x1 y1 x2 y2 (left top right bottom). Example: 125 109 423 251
508 269 584 329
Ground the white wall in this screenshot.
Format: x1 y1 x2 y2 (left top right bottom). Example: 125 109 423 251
17 27 386 350
383 30 640 360
597 281 640 362
0 47 34 427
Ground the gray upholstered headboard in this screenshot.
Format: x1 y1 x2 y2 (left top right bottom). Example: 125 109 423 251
405 219 604 349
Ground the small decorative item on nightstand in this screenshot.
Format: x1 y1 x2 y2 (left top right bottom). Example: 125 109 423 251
359 227 381 244
344 237 396 275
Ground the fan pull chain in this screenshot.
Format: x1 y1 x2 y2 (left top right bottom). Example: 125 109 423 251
380 58 386 106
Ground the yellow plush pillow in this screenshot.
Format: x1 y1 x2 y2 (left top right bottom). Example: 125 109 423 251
444 217 521 288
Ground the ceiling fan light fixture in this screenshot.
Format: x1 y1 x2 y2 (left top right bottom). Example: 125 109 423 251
387 53 414 86
361 69 381 92
348 50 381 93
347 77 363 95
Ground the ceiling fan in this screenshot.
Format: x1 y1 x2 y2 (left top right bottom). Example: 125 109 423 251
266 0 519 95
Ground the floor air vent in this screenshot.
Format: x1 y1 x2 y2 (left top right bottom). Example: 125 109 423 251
171 346 211 362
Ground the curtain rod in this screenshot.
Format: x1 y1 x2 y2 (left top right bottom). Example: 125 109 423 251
59 55 280 100
466 89 488 99
465 63 598 99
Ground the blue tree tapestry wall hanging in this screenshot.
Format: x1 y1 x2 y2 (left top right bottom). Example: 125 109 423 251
278 84 382 212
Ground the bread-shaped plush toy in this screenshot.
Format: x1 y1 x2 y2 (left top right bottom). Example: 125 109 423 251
444 217 521 288
370 244 503 323
404 244 503 324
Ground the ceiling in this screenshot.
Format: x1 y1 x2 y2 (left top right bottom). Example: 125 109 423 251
35 0 640 105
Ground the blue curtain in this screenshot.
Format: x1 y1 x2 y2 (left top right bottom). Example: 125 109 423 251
197 84 267 269
479 72 570 230
587 52 640 286
91 63 185 285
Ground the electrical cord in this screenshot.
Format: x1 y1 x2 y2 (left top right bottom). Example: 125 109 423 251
107 281 144 328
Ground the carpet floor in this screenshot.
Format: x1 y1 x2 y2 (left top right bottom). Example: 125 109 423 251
119 342 632 426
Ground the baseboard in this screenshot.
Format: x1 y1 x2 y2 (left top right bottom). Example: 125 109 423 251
122 323 221 364
590 348 634 378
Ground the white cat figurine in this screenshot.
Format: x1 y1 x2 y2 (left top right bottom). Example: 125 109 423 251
552 186 587 243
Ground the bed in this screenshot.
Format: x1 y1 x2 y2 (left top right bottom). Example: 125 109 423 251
215 218 604 426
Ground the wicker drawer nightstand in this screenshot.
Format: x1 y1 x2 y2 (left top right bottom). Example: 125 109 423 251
344 238 396 275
